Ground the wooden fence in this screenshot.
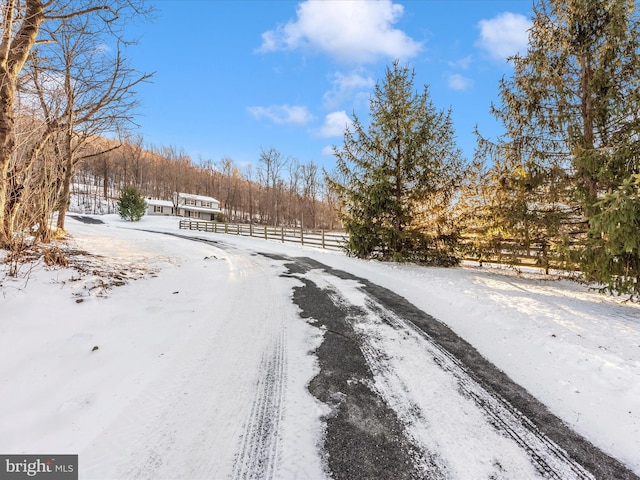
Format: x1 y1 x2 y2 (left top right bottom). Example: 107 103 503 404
179 219 574 273
179 219 348 251
460 238 560 273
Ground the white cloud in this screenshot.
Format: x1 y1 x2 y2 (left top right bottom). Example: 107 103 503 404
257 0 422 63
322 145 336 156
247 104 315 125
476 12 531 60
448 55 472 70
94 43 111 55
323 71 375 109
448 74 473 91
315 111 353 138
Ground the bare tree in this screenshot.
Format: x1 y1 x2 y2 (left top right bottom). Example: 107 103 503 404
257 147 287 225
25 13 151 232
301 160 319 228
244 162 254 223
219 157 237 219
0 0 150 247
286 158 301 226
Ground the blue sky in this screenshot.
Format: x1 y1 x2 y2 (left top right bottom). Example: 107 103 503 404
123 0 534 171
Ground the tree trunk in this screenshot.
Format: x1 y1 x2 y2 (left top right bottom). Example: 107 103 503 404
4 126 57 238
0 0 45 246
56 163 74 231
56 106 75 232
579 53 598 211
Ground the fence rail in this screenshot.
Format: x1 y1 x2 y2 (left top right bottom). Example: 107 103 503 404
459 236 577 274
179 219 348 251
179 219 573 273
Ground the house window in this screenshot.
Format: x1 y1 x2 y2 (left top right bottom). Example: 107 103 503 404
202 201 211 208
154 205 163 213
185 198 196 206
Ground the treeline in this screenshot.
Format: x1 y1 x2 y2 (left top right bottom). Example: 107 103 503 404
329 0 640 298
74 139 340 229
0 0 152 254
0 0 338 271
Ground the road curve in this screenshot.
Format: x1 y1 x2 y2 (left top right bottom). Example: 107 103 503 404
134 231 637 480
277 254 637 480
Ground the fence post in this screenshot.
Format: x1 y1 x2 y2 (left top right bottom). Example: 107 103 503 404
264 225 268 240
322 230 325 249
301 226 304 246
250 223 253 237
281 226 285 243
237 224 240 235
225 223 228 234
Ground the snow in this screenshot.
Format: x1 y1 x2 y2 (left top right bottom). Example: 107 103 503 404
1 214 639 478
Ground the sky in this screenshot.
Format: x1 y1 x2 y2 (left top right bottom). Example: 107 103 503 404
121 0 535 172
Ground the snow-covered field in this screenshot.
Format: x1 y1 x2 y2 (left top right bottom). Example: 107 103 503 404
1 214 639 478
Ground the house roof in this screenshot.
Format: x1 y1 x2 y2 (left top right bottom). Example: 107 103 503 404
177 192 220 203
147 199 174 207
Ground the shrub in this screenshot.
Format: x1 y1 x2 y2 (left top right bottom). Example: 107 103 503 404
117 186 147 222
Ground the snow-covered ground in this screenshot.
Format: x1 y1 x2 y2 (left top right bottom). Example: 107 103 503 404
1 214 639 478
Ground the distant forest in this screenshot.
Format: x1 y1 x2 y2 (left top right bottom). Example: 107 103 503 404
74 139 341 230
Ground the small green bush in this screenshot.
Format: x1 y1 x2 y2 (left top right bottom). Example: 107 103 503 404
117 186 147 222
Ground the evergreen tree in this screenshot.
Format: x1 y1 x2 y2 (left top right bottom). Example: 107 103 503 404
479 0 640 293
589 174 640 297
117 186 147 222
327 61 465 265
473 137 573 271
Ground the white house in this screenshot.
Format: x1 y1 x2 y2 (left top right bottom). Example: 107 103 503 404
146 199 174 216
147 192 221 221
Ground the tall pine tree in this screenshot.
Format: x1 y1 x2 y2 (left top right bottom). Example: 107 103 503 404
479 0 640 294
327 61 465 265
590 173 640 296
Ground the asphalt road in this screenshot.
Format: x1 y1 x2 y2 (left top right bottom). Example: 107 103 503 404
274 253 637 480
143 231 638 480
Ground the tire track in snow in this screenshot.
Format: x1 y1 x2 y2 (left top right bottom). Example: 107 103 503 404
357 297 594 480
287 256 638 480
227 251 295 480
80 236 296 480
231 328 287 480
292 275 441 479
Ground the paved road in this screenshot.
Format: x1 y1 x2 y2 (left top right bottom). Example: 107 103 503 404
126 230 638 479
271 254 637 480
69 215 106 224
